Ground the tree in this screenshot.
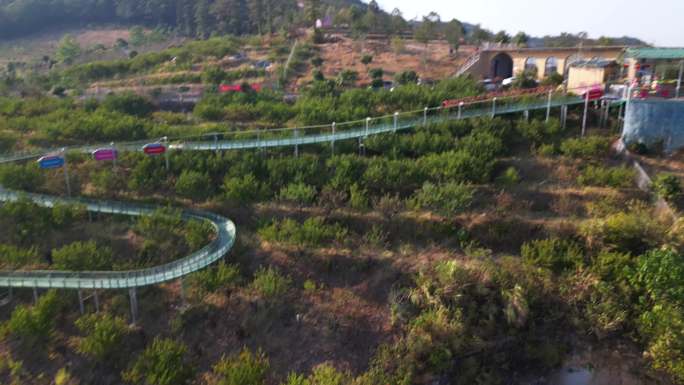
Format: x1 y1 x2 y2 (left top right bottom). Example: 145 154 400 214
652 173 682 202
414 12 440 46
56 34 81 64
76 314 130 363
389 8 408 36
123 338 194 385
336 70 358 88
194 0 211 38
494 30 511 44
513 32 530 47
443 19 465 50
129 26 146 46
210 348 269 385
470 25 492 43
279 182 317 207
360 54 373 70
175 170 212 200
395 70 418 85
7 290 61 346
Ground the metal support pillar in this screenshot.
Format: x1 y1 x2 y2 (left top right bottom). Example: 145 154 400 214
93 290 100 313
458 102 463 119
677 60 683 99
294 129 299 157
33 287 38 304
561 105 568 130
423 107 428 125
393 112 398 133
214 134 219 154
257 129 261 153
331 122 336 156
491 98 497 118
78 290 85 315
545 90 552 123
623 85 633 133
605 101 611 129
163 137 170 171
582 91 590 137
358 138 365 156
111 142 117 169
62 149 72 198
179 277 187 308
129 288 138 325
524 110 529 122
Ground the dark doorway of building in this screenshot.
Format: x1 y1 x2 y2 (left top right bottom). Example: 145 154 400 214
490 53 513 80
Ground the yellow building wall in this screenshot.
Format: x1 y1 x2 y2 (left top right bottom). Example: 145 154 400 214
567 67 606 92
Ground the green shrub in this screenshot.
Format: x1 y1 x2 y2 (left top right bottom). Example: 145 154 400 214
75 313 130 363
307 363 351 385
101 93 154 117
188 262 241 296
577 165 635 188
0 163 45 191
223 174 268 203
0 244 40 269
211 348 269 385
395 71 418 85
536 143 557 157
175 170 212 200
258 218 347 247
516 119 561 145
581 203 663 254
184 219 215 251
250 266 291 300
496 167 521 186
520 238 584 274
559 136 612 159
411 182 474 215
52 241 113 271
652 173 682 202
349 184 370 210
123 338 194 385
279 182 317 206
51 203 86 227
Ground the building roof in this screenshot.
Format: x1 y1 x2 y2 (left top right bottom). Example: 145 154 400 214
625 47 684 60
569 59 617 68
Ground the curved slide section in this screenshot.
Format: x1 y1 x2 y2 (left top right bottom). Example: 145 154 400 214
0 189 236 289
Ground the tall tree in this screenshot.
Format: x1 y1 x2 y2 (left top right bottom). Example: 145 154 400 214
494 30 511 44
414 12 440 46
443 18 465 50
389 8 407 36
470 24 492 43
56 34 81 64
249 0 265 34
304 0 320 27
194 0 211 38
513 32 529 47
